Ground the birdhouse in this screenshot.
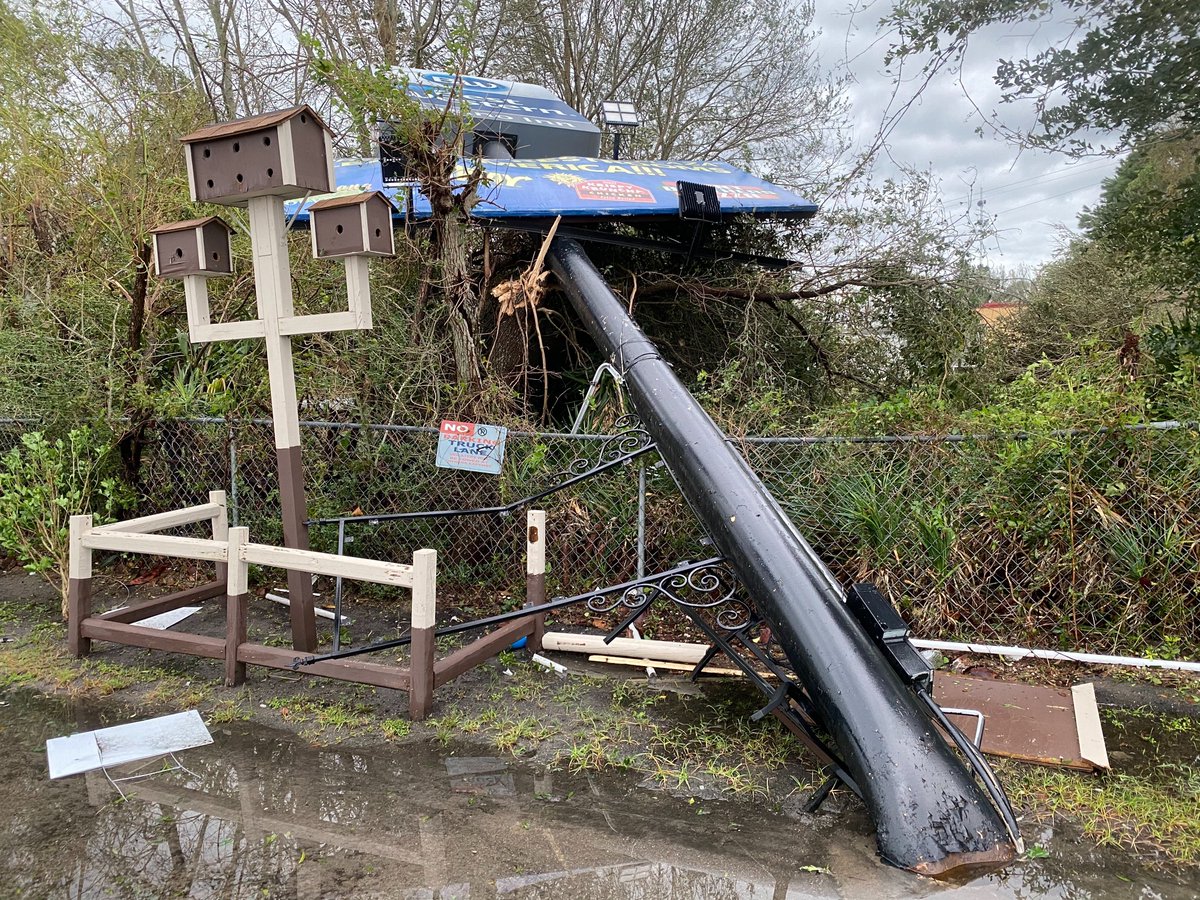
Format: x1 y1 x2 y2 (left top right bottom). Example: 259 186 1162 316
308 191 396 259
151 217 234 278
179 105 334 206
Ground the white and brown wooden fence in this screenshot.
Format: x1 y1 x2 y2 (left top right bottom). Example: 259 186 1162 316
66 494 549 720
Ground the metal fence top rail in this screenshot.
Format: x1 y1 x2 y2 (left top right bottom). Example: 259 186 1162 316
2 415 1196 444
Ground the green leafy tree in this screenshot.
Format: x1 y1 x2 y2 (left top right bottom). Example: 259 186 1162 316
1079 132 1200 300
884 0 1200 153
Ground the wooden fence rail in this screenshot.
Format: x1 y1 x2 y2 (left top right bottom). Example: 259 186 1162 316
65 494 548 720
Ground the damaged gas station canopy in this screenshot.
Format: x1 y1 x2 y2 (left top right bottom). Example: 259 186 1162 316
287 155 819 223
396 69 603 159
285 68 818 224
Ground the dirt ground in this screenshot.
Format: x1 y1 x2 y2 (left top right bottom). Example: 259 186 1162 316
2 561 1199 887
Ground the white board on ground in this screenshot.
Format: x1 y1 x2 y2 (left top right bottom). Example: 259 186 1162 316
47 710 212 779
105 606 202 630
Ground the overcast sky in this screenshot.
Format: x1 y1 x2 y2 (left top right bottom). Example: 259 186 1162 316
813 2 1122 275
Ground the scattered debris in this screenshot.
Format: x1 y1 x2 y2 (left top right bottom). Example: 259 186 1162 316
542 631 708 664
105 605 201 630
46 710 212 796
266 591 350 624
531 653 568 675
935 673 1109 771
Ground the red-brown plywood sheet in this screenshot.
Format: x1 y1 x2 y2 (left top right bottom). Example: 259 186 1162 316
933 673 1097 770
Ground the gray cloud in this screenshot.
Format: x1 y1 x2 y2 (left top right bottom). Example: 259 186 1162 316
813 1 1122 272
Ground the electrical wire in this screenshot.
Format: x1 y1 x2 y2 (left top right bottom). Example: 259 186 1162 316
991 181 1107 216
944 158 1116 205
918 688 1025 853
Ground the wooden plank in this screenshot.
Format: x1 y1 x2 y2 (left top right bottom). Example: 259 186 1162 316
237 643 410 690
434 619 533 688
586 655 769 678
97 581 225 624
80 619 225 659
242 542 413 587
541 631 709 664
193 319 267 343
82 530 228 563
278 311 358 335
934 673 1097 770
92 502 221 535
1072 682 1110 770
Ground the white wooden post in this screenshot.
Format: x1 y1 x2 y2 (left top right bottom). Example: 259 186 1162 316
67 514 94 656
409 548 437 720
225 526 250 686
161 194 383 654
183 276 211 342
526 509 547 652
247 195 302 452
246 194 317 652
345 256 373 329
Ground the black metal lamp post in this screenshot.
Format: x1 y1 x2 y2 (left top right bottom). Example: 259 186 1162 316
598 100 641 159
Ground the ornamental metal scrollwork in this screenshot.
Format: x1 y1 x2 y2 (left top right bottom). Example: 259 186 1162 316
548 416 654 483
584 559 751 631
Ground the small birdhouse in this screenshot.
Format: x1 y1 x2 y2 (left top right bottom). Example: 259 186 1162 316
179 105 334 206
151 217 234 278
308 191 396 259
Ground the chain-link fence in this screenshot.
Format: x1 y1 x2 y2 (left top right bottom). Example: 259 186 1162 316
4 416 1198 659
133 418 703 609
740 425 1200 660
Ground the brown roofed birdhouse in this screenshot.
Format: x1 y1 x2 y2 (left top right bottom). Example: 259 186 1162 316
151 217 234 278
179 105 333 206
308 191 396 259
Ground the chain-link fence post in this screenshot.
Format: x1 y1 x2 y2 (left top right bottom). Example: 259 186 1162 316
637 460 646 579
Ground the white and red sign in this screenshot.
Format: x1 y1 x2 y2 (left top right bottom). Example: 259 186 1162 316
435 420 508 474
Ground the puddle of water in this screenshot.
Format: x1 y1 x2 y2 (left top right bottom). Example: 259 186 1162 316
0 689 1195 899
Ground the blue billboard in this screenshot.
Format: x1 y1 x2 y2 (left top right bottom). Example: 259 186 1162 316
286 156 819 222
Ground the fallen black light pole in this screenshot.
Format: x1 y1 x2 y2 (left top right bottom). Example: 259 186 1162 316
546 235 1017 876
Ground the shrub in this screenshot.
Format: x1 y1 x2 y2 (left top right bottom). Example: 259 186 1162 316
0 428 132 617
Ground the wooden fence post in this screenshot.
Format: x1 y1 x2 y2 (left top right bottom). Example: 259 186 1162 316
211 490 229 587
225 526 249 687
526 509 547 653
409 548 437 721
67 514 93 658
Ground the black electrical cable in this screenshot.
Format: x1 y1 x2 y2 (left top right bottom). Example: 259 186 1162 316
918 689 1024 852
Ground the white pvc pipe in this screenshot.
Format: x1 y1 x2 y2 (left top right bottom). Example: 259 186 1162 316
911 638 1200 673
546 630 1200 673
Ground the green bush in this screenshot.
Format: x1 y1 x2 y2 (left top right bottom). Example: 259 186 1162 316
0 428 132 617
